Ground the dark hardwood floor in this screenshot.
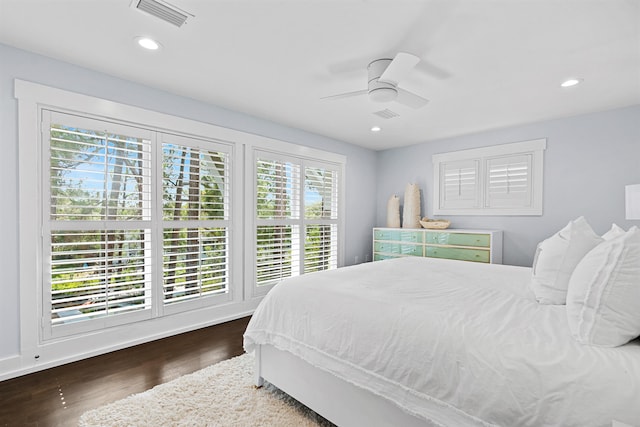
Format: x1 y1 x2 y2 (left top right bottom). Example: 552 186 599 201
0 316 251 427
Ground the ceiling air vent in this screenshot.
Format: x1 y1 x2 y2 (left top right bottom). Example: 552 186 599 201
372 109 400 120
133 0 192 27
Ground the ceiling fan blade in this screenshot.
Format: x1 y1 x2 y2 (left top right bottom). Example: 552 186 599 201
320 89 368 101
378 52 420 86
395 88 429 109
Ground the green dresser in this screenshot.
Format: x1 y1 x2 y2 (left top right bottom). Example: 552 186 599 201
373 228 502 264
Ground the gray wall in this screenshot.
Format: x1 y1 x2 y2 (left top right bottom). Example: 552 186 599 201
376 105 640 266
0 43 377 360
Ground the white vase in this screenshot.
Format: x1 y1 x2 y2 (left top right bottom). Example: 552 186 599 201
402 183 421 228
386 195 400 228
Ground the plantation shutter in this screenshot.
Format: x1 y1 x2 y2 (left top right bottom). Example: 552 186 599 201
45 111 153 330
161 134 231 306
254 152 341 288
44 111 235 337
440 159 480 209
433 138 545 215
255 156 301 286
304 166 338 273
485 154 532 208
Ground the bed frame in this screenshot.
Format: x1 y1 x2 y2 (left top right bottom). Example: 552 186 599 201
254 344 477 427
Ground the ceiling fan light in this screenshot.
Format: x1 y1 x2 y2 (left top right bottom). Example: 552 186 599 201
369 87 397 103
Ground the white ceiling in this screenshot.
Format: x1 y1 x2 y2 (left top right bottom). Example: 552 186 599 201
1 0 639 150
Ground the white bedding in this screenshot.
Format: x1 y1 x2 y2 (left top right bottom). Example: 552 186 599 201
243 257 640 426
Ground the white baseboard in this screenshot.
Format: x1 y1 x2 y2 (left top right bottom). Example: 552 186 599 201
0 303 258 382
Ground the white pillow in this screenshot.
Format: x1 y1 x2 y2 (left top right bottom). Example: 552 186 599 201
566 226 640 347
602 223 626 240
530 217 602 304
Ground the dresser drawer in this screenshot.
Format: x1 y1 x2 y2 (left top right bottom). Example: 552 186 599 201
374 242 423 256
425 232 490 248
426 246 490 263
398 231 423 243
374 229 423 243
374 229 400 241
374 253 398 261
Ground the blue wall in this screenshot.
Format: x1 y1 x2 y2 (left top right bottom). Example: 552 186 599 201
376 105 640 266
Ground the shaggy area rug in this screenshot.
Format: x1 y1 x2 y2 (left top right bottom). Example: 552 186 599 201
79 353 335 427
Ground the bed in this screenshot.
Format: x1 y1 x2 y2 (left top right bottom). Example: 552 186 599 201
243 256 640 426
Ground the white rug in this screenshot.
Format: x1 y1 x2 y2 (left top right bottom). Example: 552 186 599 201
78 353 334 427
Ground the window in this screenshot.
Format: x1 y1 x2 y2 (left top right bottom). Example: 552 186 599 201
160 134 231 311
303 165 339 273
433 139 546 216
255 155 301 285
252 149 342 295
16 80 343 361
41 110 234 338
44 111 154 336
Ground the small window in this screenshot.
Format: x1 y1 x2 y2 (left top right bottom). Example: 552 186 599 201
433 139 546 216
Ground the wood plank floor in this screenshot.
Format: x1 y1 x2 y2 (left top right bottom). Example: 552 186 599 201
0 316 251 427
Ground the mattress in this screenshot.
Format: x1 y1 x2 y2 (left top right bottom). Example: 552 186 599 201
243 256 640 426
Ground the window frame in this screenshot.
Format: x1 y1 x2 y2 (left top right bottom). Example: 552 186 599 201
15 79 344 367
432 139 546 216
38 105 240 340
158 132 236 317
245 142 346 298
41 110 156 339
16 80 247 352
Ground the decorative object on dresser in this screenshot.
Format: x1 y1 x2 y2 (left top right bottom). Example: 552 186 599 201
386 194 400 228
373 227 502 264
402 183 421 228
419 217 451 229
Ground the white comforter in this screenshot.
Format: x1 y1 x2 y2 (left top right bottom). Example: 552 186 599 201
243 257 640 426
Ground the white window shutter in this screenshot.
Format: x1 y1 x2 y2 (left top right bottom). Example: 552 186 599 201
47 114 154 327
161 137 231 306
255 157 302 287
304 166 339 273
254 154 341 287
45 111 235 335
440 159 480 209
433 138 545 216
486 154 532 208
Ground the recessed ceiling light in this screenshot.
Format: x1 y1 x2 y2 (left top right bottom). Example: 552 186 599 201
135 37 161 50
560 78 582 88
371 126 382 132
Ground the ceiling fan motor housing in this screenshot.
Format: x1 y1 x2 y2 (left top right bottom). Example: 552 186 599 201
368 58 398 102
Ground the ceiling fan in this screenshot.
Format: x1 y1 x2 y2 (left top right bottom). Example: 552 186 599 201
322 52 429 109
